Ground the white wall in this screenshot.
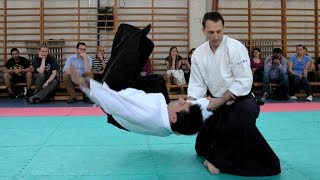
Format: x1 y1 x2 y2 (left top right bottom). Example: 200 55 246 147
189 0 207 49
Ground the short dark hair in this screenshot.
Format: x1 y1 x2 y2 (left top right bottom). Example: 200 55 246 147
202 11 224 28
10 48 19 55
76 42 86 48
253 47 261 52
296 44 304 49
171 104 203 135
188 48 196 59
272 48 282 54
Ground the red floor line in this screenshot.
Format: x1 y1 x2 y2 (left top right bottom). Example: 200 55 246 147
0 102 320 117
261 102 320 112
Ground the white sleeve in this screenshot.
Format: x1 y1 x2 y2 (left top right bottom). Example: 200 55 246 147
228 44 253 96
187 53 207 99
87 79 146 120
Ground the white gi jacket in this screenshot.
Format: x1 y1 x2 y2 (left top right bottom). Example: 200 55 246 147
83 79 213 136
87 79 173 137
188 35 253 99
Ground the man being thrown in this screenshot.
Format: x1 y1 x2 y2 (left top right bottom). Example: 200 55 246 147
71 70 207 136
69 23 209 136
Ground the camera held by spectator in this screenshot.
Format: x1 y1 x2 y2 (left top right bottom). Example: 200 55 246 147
272 55 281 65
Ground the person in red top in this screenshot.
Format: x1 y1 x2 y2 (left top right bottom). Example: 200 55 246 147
250 47 264 82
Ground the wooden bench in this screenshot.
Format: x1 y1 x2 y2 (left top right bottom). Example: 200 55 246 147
253 81 320 87
169 94 187 100
53 83 84 101
166 84 188 100
0 83 35 90
0 82 84 101
252 81 320 97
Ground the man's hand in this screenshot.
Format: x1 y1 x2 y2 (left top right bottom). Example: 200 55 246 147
79 51 87 59
274 58 280 65
207 91 236 111
97 53 104 60
207 97 223 111
39 54 46 60
13 69 21 75
42 82 49 88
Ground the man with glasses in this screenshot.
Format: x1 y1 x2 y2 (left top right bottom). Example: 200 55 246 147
63 42 93 103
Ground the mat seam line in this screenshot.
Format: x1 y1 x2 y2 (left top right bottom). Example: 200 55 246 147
13 119 65 179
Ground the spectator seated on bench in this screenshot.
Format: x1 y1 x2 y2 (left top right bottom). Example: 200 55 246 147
28 44 59 104
261 48 288 100
250 48 264 83
63 42 93 103
164 46 185 85
92 46 108 82
288 44 313 101
3 48 33 98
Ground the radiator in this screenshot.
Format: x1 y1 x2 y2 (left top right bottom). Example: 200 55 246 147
241 40 278 58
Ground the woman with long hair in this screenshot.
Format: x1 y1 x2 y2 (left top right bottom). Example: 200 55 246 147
165 46 183 84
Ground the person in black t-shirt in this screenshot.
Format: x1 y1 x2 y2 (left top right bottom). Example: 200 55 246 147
3 48 33 98
28 44 59 104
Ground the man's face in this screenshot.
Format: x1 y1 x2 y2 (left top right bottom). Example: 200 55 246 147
97 47 105 55
39 47 48 58
296 46 304 56
11 51 19 60
202 20 224 48
77 45 86 55
167 97 192 121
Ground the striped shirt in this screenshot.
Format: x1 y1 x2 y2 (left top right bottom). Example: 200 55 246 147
92 55 108 71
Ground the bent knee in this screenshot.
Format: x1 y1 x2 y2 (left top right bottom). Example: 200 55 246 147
25 72 33 77
63 72 71 79
3 73 12 79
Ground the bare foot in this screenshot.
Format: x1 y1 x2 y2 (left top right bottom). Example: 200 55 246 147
204 160 220 174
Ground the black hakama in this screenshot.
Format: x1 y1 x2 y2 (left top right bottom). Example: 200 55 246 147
195 94 281 176
100 23 170 130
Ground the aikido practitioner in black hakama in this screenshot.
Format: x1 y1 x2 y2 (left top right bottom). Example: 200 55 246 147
188 11 281 176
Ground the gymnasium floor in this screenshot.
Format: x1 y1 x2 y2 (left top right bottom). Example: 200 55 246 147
0 98 320 180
